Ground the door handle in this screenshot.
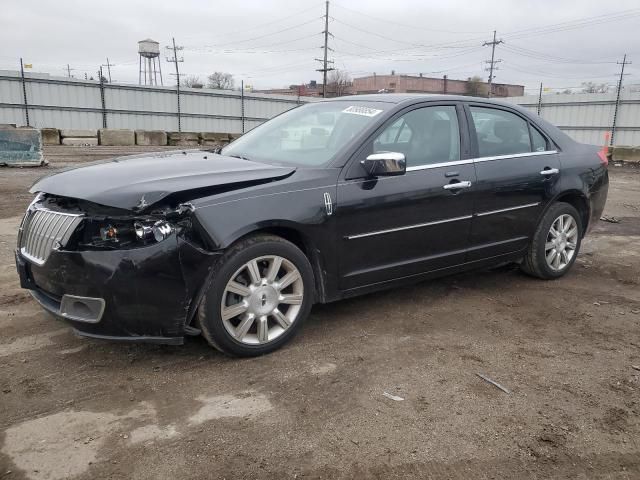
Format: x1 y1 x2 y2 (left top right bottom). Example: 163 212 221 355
443 180 472 190
540 168 559 176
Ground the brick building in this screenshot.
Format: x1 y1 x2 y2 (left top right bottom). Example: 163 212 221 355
253 81 324 97
254 74 524 98
352 74 524 98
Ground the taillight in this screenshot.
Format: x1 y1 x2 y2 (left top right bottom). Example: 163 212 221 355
598 132 610 166
597 148 608 166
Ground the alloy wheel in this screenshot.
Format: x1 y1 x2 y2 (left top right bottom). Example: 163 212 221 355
220 255 304 345
545 214 578 271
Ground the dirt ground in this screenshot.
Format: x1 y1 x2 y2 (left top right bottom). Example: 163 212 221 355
1 148 639 480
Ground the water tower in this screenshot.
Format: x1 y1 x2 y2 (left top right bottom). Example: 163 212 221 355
138 39 163 86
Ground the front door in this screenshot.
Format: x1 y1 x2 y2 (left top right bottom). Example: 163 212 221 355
336 104 476 291
465 104 561 261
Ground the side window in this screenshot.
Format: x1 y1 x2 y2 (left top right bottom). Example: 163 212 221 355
375 118 412 146
530 125 548 152
470 107 531 157
372 106 460 167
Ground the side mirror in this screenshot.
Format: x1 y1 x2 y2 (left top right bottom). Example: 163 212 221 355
361 152 406 177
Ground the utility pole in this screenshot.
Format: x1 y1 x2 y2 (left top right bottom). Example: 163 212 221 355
241 79 245 134
102 58 114 83
166 37 184 132
611 53 631 146
537 82 543 115
315 1 334 98
98 66 107 128
66 64 74 78
19 58 30 127
483 30 503 98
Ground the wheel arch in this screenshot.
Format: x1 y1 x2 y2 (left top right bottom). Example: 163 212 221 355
549 190 591 236
224 223 329 304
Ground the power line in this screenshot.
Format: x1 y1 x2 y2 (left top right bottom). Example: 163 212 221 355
187 33 321 54
331 2 487 34
502 9 640 40
501 61 617 80
483 30 503 97
330 16 485 50
180 4 323 41
189 17 320 50
502 44 618 65
332 41 484 62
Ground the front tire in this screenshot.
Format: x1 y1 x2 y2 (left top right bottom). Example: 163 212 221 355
198 234 314 357
521 202 582 279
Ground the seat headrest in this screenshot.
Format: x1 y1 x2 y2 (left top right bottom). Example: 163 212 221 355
493 120 522 142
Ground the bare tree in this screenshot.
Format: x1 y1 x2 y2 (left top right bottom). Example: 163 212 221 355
326 69 352 97
183 75 203 88
466 76 487 97
207 72 235 90
581 82 609 94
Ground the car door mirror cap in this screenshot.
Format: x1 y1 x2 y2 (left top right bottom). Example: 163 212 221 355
361 152 406 177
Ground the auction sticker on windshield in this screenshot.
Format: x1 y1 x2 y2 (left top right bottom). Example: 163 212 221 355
342 106 383 117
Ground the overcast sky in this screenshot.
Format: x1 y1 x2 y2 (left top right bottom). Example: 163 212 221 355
1 0 639 93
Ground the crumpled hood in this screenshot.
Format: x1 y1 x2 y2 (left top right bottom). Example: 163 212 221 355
31 150 295 211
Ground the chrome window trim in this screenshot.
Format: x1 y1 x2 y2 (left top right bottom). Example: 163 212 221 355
345 215 473 240
473 150 558 163
476 202 540 217
406 159 474 171
401 150 557 172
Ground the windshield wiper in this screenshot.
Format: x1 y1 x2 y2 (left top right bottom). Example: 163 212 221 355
227 153 252 161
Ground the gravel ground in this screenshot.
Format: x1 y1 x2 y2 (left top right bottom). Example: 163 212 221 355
1 148 639 479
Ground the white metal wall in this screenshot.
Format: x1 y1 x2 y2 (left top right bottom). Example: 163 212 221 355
5 71 637 145
506 91 640 146
0 71 308 133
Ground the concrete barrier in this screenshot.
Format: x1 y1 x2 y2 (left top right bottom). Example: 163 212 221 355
38 128 242 149
41 128 61 145
200 132 230 146
0 126 44 166
61 137 99 146
99 129 135 146
136 130 168 146
60 129 98 138
168 132 199 147
611 146 640 163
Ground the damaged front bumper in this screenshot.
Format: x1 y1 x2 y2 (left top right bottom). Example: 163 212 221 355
16 233 222 345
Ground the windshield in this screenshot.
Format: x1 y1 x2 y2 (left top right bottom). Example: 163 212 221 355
221 101 391 167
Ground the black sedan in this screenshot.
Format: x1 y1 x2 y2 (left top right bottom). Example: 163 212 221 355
15 94 609 356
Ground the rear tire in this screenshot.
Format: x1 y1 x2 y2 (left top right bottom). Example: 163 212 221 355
521 202 582 279
198 234 314 357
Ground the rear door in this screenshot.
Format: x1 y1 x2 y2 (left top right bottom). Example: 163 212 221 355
336 103 476 290
465 104 561 261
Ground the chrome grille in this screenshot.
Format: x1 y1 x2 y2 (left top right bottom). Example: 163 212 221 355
19 208 83 265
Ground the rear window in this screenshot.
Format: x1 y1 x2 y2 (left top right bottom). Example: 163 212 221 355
530 125 548 152
470 107 532 157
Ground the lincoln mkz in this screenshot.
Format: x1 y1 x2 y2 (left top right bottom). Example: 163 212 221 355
15 94 609 356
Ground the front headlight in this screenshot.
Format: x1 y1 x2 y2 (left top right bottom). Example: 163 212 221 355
83 218 176 249
133 220 175 243
152 221 174 242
